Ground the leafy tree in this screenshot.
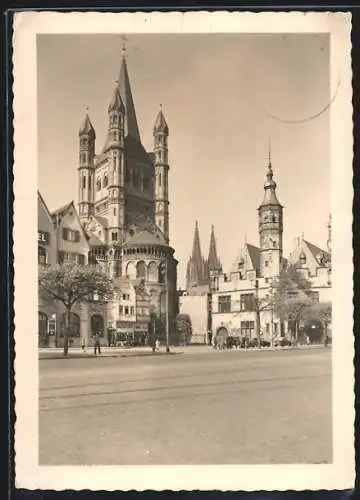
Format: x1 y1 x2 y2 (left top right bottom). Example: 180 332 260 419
39 262 113 355
175 313 193 345
252 290 274 348
272 265 313 346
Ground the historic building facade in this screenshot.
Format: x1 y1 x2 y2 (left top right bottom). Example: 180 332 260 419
38 50 178 347
180 153 332 345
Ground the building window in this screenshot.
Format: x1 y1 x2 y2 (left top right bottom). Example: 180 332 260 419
130 306 134 315
218 295 231 313
136 261 146 279
38 246 48 265
38 312 48 337
240 321 255 338
265 260 269 267
60 312 80 337
113 208 116 216
111 232 117 241
274 323 278 334
82 176 86 189
78 254 85 265
124 306 129 315
159 173 162 186
103 174 108 188
266 323 270 334
265 277 269 283
96 178 101 191
88 176 91 189
114 262 121 278
119 305 123 314
62 228 80 242
240 293 255 311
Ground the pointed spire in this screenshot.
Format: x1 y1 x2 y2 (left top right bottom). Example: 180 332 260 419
154 104 169 135
79 111 95 138
186 220 205 289
260 145 281 206
208 224 222 272
108 86 125 113
117 50 141 141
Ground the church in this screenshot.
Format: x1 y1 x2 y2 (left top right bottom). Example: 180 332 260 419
38 49 178 348
180 152 332 345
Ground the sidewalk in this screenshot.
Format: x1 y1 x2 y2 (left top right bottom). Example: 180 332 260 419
38 343 326 360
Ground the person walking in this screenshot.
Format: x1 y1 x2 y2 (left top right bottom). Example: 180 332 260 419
94 332 101 355
81 337 86 352
155 338 160 352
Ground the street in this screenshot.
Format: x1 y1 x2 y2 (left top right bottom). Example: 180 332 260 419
39 347 332 465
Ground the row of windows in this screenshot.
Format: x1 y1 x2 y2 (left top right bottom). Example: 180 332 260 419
58 251 85 265
119 305 135 315
62 228 81 242
218 294 256 313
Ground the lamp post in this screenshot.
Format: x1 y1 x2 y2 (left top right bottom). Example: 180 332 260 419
269 278 274 348
160 259 170 354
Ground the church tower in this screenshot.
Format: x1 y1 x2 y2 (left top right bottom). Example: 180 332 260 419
78 112 96 223
207 224 222 278
105 85 126 244
258 146 283 278
153 105 170 243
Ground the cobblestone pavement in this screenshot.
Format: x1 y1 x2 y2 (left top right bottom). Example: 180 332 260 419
39 348 332 465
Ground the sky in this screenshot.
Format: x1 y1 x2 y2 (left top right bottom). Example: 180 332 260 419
37 33 330 288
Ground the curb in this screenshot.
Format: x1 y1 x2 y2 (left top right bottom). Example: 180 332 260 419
39 351 180 360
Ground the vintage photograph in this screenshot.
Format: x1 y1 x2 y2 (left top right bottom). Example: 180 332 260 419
13 11 354 491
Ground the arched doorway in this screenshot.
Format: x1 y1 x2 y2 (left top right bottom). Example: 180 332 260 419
303 318 324 343
91 314 104 336
216 327 228 346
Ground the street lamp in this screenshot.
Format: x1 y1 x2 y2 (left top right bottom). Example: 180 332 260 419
160 259 170 353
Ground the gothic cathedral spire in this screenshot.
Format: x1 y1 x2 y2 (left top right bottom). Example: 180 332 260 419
258 145 283 278
186 221 207 292
207 224 222 273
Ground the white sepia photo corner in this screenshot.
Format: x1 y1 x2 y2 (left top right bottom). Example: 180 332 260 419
13 10 354 491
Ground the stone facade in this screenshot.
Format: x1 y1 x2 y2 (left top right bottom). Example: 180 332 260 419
38 51 178 347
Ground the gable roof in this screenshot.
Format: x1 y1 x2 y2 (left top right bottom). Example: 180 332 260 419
51 201 73 218
37 190 53 222
94 216 108 228
303 240 330 262
125 229 167 247
246 243 261 272
87 232 105 247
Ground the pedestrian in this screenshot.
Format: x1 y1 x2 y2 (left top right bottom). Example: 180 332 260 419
81 337 86 352
155 338 160 352
324 334 329 348
94 332 101 355
306 334 310 346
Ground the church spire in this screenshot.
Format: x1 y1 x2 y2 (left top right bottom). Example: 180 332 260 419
192 220 203 264
117 47 141 141
186 220 206 291
260 146 281 207
208 224 222 272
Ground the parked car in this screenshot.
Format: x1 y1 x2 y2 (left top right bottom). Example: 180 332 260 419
274 337 292 347
260 340 271 347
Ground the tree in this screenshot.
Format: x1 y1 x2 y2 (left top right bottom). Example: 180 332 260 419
272 265 313 346
252 290 273 349
39 262 113 355
175 314 193 345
